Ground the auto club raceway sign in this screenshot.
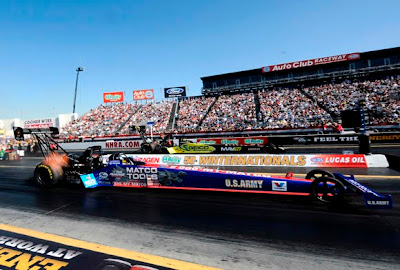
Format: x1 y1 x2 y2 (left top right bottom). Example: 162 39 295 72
128 154 389 168
0 226 209 270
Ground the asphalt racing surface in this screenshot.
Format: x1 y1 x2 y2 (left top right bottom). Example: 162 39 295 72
0 156 400 269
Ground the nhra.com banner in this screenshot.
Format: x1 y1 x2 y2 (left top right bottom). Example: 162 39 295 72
164 86 186 98
127 154 384 168
133 89 154 100
103 91 124 103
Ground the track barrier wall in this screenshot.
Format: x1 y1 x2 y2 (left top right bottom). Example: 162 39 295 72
127 154 389 168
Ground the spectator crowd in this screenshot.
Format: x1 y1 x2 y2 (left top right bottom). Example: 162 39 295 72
61 76 400 138
200 93 257 131
175 96 216 132
259 88 332 129
303 77 400 124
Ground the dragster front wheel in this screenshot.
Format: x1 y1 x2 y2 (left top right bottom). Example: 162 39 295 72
34 164 62 188
311 177 345 203
141 144 152 154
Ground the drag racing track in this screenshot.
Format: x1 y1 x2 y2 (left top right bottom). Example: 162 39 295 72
1 158 400 269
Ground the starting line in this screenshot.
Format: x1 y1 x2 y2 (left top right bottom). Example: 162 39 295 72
0 223 219 270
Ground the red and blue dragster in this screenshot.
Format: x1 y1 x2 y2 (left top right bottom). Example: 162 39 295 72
14 127 393 209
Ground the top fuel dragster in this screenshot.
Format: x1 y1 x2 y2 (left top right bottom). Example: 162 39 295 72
14 127 393 209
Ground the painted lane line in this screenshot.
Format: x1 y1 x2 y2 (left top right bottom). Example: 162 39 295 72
0 223 220 270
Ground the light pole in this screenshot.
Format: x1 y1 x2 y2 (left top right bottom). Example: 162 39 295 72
72 67 85 114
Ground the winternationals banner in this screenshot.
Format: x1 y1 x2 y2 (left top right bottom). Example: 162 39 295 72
127 154 371 167
262 52 361 73
133 89 154 100
103 91 124 103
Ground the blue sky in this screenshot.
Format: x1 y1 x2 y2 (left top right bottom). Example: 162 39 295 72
0 0 399 120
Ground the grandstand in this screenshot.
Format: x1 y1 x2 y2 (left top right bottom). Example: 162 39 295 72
61 47 400 138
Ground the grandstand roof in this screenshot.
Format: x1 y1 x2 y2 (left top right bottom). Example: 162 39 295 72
201 46 400 81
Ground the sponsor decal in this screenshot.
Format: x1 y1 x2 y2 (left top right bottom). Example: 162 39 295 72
105 141 141 149
164 86 187 98
99 172 108 180
198 140 216 144
370 134 400 141
126 167 158 180
113 182 147 187
225 179 264 189
244 139 264 144
294 137 307 144
103 91 124 103
24 118 55 129
308 154 367 168
133 156 160 163
366 200 390 206
80 173 98 188
311 157 324 162
262 52 360 73
196 137 267 146
180 144 215 152
108 160 122 165
109 167 125 179
166 88 184 94
133 89 154 100
313 136 358 143
220 146 242 152
272 181 287 191
221 140 239 144
162 156 182 164
247 147 262 151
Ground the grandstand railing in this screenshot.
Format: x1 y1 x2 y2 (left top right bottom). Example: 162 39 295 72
202 63 400 95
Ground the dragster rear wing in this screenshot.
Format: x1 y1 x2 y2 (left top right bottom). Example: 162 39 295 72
334 173 393 209
13 127 59 141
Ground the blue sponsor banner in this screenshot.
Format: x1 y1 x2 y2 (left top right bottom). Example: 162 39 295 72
164 86 186 98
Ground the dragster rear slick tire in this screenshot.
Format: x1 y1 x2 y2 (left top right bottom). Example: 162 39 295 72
306 169 335 180
34 164 62 188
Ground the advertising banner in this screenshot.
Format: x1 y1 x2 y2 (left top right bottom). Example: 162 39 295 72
128 154 372 168
164 86 186 98
262 52 361 73
133 89 154 100
103 91 124 103
24 118 55 129
370 133 400 143
104 140 141 149
196 136 268 145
